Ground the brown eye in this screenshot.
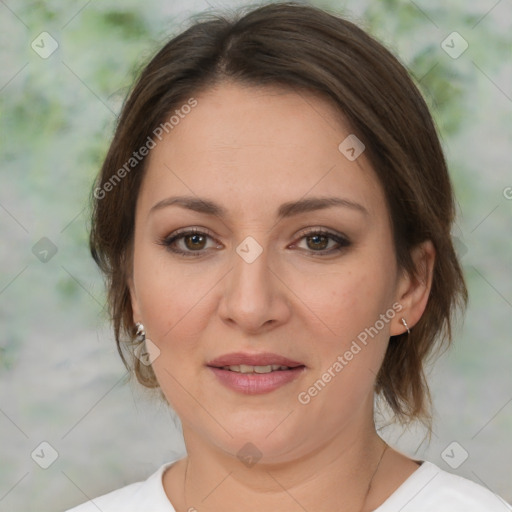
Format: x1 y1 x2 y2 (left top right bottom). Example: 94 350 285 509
184 233 207 250
159 228 350 258
158 228 219 257
306 233 330 251
294 229 351 255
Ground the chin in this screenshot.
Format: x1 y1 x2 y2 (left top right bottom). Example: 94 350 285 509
205 412 311 465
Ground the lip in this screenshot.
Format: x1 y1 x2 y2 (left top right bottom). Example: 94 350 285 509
208 366 306 394
206 352 304 368
206 352 306 395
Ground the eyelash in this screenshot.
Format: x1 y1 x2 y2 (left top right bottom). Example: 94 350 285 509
157 227 351 258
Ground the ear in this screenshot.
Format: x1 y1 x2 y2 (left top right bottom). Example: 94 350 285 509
391 240 436 336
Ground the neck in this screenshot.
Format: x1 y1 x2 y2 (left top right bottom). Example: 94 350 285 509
170 420 387 512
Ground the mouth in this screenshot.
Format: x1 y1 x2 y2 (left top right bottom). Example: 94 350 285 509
216 364 300 374
206 352 306 394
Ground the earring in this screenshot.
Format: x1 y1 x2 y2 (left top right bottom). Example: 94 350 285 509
401 318 411 335
135 322 146 342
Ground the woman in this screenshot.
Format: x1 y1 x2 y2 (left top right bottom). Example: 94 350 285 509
66 2 511 511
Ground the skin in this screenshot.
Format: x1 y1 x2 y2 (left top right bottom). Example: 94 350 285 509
128 82 435 512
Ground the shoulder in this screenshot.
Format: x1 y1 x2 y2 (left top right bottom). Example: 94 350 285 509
424 463 511 510
378 461 511 512
63 461 177 512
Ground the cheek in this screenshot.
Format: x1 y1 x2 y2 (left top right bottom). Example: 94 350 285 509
133 252 217 413
290 260 395 344
294 269 395 416
134 242 397 354
133 247 217 352
289 256 397 404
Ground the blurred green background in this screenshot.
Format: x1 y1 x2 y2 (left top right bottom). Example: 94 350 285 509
1 0 511 510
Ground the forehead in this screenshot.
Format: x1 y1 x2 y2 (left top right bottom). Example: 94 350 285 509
139 82 386 221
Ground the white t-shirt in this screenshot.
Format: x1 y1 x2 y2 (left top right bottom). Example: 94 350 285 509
64 459 511 512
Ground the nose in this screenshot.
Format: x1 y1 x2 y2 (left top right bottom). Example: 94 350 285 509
217 239 292 334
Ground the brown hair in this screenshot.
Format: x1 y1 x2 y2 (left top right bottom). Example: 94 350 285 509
89 2 468 425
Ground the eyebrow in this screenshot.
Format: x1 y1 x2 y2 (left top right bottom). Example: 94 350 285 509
149 195 368 219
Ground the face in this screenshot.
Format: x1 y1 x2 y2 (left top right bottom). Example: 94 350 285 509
128 82 419 463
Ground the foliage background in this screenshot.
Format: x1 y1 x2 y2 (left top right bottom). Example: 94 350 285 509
0 0 510 510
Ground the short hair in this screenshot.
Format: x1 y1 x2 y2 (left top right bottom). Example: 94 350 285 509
89 2 468 426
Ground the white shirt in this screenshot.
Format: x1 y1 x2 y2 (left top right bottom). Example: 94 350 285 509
64 459 511 511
